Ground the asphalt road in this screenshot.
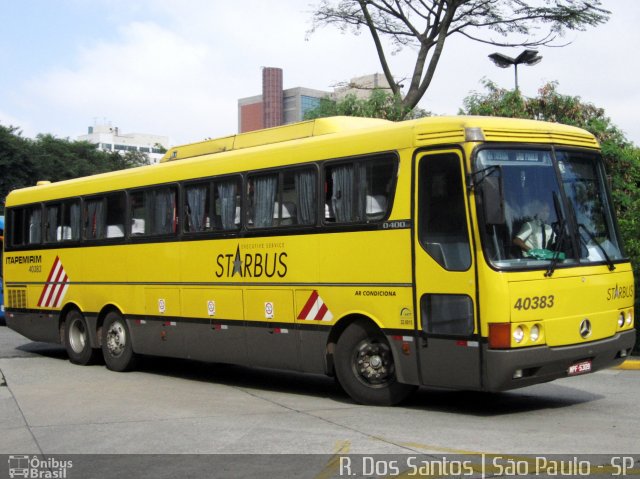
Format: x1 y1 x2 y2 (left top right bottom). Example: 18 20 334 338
1 323 639 478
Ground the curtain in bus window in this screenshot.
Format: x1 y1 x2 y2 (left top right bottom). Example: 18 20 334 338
85 200 105 239
217 180 238 230
69 202 81 240
253 175 278 228
84 200 104 239
364 161 392 220
332 165 355 222
46 206 60 242
28 208 42 244
356 164 368 221
154 189 176 234
186 185 207 232
295 170 316 225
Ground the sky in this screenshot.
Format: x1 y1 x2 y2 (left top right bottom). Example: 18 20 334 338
1 1 639 147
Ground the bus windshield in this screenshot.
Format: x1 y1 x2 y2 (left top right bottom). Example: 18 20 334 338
475 147 624 270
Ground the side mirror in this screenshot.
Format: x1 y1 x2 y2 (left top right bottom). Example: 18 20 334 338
481 174 505 225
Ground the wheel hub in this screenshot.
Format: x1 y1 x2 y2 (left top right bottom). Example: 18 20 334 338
69 319 87 354
355 341 392 385
106 323 126 357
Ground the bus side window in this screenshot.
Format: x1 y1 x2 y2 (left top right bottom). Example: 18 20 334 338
105 192 126 238
130 187 177 236
87 192 126 240
327 163 355 222
129 191 147 235
45 201 80 243
325 156 395 224
363 158 395 221
153 187 177 235
185 182 211 233
214 177 241 230
247 173 278 229
84 198 106 240
8 206 42 247
277 168 316 227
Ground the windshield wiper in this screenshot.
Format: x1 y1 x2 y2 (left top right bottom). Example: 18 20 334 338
545 223 566 277
578 224 616 271
467 165 500 189
545 192 567 278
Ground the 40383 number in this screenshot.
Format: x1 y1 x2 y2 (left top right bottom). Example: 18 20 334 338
513 295 555 311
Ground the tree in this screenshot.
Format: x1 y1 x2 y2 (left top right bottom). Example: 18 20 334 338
0 125 36 211
309 1 610 111
304 88 429 120
461 80 640 349
0 125 151 214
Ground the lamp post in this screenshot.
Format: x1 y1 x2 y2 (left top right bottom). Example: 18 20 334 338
488 49 542 91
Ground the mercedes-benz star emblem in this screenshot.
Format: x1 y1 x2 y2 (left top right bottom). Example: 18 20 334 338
579 319 592 339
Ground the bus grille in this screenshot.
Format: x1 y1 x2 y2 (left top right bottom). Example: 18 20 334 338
7 288 27 309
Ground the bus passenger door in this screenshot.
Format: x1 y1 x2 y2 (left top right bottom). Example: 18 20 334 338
414 150 481 389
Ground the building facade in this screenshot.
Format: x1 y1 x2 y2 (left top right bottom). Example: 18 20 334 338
238 68 392 133
78 123 169 164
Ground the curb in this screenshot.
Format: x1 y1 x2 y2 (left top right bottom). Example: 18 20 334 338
614 358 640 370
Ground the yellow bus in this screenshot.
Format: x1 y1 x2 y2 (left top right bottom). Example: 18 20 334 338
2 116 635 405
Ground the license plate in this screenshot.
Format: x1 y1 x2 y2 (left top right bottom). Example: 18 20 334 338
568 360 592 376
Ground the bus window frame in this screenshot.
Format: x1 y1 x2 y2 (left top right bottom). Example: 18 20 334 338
82 191 127 244
43 197 82 246
245 164 320 232
6 203 44 250
127 183 180 241
181 173 244 238
321 152 399 227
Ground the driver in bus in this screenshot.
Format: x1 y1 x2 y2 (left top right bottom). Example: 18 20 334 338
513 200 555 257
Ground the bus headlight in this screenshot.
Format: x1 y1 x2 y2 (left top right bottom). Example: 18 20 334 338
513 326 525 343
626 310 633 326
530 324 540 342
618 313 625 328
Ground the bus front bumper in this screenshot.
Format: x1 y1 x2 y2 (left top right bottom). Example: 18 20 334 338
483 329 636 392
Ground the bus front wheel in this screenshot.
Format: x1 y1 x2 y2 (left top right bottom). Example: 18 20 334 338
334 321 416 406
101 311 137 372
64 309 98 365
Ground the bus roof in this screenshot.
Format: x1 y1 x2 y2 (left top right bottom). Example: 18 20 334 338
160 115 598 163
160 116 391 163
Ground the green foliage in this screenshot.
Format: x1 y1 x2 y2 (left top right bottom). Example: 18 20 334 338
0 124 150 213
304 89 430 121
0 126 36 212
461 80 640 350
461 80 529 119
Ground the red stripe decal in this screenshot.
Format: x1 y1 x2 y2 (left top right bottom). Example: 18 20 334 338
38 257 60 306
315 303 329 321
297 290 319 319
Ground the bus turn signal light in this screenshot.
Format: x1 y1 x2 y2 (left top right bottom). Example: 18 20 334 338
489 323 512 349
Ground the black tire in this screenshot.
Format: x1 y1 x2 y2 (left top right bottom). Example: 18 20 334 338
334 321 416 406
101 311 137 372
64 309 98 365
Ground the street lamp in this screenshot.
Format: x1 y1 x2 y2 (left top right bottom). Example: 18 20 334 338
488 49 542 91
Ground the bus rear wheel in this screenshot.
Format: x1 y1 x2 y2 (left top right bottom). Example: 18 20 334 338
334 321 416 406
64 309 98 365
101 311 137 372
